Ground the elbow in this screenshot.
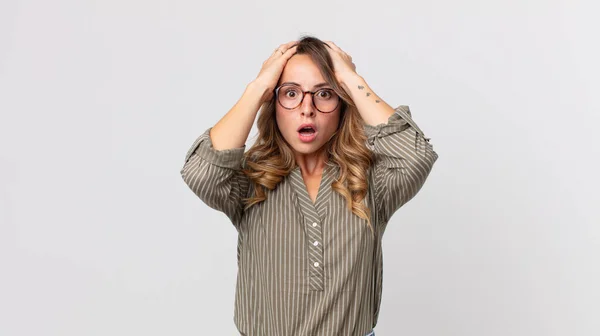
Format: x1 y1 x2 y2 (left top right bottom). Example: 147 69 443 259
180 159 207 197
180 161 193 184
415 135 438 169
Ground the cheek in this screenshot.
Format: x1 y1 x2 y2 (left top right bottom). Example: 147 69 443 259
275 109 283 126
324 114 341 134
275 110 292 135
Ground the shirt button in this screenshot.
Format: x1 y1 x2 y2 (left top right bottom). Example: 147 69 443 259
312 222 317 227
314 262 319 267
313 241 319 246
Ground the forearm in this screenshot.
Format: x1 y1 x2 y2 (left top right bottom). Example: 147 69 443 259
210 81 269 150
339 74 395 127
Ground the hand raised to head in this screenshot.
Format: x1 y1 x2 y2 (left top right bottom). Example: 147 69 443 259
254 40 299 102
323 41 358 83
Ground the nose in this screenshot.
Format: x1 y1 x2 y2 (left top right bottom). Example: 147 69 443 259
300 92 316 117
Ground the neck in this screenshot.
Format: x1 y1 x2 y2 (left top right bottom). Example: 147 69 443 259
294 149 329 175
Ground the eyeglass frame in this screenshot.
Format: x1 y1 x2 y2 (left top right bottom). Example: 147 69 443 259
274 83 341 113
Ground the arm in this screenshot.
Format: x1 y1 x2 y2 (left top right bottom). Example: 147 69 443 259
340 75 438 225
363 105 439 225
180 127 249 228
210 81 268 150
180 81 268 228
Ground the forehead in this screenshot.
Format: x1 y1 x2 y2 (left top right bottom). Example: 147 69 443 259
279 54 326 86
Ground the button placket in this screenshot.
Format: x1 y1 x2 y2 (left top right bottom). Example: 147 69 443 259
306 219 324 291
289 164 337 292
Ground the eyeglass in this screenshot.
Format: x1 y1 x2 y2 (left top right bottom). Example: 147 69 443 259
274 83 340 113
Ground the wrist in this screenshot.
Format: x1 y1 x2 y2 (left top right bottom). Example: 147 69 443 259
338 73 366 97
247 80 272 103
248 79 269 93
339 72 363 85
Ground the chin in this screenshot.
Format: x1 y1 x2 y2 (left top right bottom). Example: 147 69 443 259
283 131 328 154
293 142 325 154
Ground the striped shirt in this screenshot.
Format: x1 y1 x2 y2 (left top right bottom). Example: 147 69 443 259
180 105 438 336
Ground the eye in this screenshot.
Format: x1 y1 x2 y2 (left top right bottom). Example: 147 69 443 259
283 87 300 98
317 89 333 99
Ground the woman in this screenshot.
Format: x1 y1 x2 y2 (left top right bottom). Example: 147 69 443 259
180 35 438 336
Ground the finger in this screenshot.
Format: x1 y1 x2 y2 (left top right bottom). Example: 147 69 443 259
323 41 344 58
280 45 297 58
327 41 350 58
271 45 297 62
277 41 298 53
270 47 286 58
271 44 287 57
285 40 299 48
272 42 298 58
324 41 342 52
334 43 353 61
268 50 280 60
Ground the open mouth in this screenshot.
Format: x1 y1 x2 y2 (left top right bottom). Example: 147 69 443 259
297 125 318 142
298 126 316 135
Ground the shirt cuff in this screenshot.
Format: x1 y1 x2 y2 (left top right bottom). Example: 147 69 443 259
184 127 246 170
363 105 425 143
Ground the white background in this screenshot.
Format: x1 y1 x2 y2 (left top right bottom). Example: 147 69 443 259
1 0 598 335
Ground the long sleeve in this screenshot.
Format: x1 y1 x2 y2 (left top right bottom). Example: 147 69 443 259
180 127 250 229
364 105 439 226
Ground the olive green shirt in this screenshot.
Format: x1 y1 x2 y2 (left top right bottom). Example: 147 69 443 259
180 105 438 336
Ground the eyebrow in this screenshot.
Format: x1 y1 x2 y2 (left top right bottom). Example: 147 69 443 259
281 82 331 90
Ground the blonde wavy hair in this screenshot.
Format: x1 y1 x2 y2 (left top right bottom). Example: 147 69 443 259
241 35 376 235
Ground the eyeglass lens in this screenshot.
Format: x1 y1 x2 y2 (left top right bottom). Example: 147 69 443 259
277 85 339 112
